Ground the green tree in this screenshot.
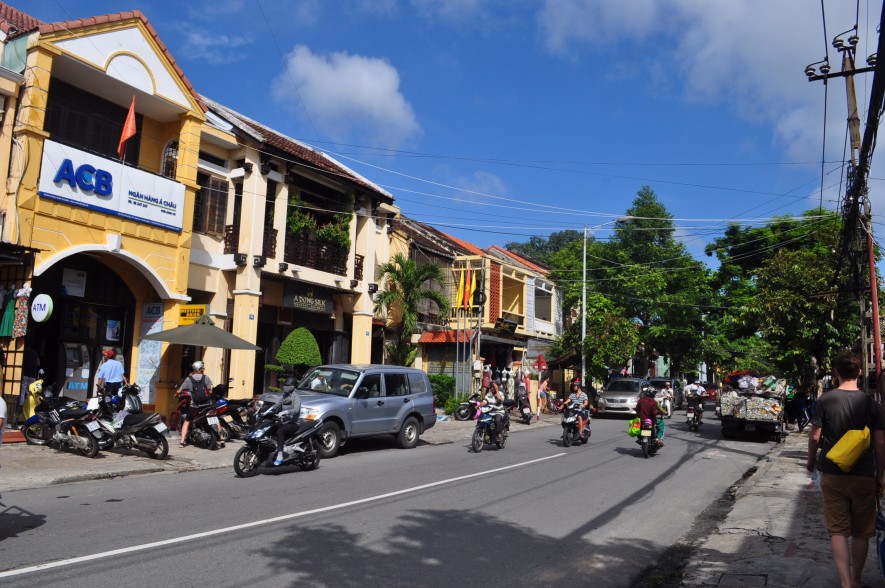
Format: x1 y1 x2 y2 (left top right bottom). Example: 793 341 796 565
505 230 582 266
705 209 855 381
374 253 451 366
275 327 322 378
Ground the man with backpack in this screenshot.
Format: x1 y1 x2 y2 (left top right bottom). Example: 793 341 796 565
176 361 218 448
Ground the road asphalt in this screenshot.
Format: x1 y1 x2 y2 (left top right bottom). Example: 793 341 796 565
1 413 882 587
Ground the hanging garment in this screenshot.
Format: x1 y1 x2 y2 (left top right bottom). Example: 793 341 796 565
11 287 31 338
0 289 15 337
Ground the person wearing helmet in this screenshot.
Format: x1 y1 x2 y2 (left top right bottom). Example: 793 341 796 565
273 376 303 466
684 380 705 424
636 386 665 443
176 360 216 448
95 348 127 397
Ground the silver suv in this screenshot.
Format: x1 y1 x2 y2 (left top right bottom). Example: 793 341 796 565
290 364 437 458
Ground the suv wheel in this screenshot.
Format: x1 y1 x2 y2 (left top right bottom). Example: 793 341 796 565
396 417 420 449
317 422 341 458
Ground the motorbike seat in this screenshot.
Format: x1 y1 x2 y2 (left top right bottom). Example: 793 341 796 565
122 413 154 427
502 399 516 408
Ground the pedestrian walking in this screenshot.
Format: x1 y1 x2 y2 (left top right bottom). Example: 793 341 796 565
807 351 885 588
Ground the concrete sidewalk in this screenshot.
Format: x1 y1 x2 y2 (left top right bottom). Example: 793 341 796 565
0 413 556 493
681 429 884 588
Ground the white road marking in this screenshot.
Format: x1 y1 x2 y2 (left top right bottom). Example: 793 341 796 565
0 453 566 579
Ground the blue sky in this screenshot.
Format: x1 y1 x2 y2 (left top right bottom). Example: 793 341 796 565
12 0 882 261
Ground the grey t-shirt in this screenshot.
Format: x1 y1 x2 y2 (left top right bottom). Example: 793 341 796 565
813 388 884 476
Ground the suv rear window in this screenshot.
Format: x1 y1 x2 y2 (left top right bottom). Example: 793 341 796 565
407 372 428 393
385 373 409 397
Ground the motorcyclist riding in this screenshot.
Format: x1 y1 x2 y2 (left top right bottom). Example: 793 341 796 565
636 386 665 444
273 376 302 466
684 380 705 424
481 379 507 442
566 381 590 435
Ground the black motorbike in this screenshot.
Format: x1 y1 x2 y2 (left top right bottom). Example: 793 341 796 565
637 417 663 458
176 391 223 449
471 406 509 452
21 376 101 458
233 398 322 477
560 400 590 447
92 384 169 459
686 404 702 432
454 392 481 421
213 383 251 439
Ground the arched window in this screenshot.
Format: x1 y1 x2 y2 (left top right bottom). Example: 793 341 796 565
162 140 178 179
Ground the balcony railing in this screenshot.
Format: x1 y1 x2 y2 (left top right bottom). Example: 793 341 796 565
262 228 278 259
284 235 348 276
354 254 365 281
223 224 239 254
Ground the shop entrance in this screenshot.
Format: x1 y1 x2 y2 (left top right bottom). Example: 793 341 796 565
29 254 136 401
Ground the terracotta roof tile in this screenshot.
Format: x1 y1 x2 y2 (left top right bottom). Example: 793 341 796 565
0 2 45 35
437 231 485 257
418 330 474 344
487 245 548 274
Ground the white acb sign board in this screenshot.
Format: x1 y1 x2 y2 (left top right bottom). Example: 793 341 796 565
30 294 53 322
37 139 185 232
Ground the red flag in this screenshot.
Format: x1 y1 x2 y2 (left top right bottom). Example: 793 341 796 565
462 266 472 309
117 96 137 159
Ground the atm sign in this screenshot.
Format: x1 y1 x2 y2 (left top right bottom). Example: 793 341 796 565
178 304 206 325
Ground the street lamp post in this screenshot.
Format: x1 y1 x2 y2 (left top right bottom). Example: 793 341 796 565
581 216 635 388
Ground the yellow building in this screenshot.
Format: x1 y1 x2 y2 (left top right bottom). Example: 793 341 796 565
192 98 397 397
0 7 210 418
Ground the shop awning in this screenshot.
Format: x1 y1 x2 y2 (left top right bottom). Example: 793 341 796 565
480 333 527 346
418 330 475 344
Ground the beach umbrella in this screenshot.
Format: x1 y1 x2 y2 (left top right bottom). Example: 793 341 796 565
140 314 261 350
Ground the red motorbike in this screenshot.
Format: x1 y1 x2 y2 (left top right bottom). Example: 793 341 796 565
175 391 223 449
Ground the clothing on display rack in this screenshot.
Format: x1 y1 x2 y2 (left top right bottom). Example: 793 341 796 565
11 283 32 338
0 285 16 337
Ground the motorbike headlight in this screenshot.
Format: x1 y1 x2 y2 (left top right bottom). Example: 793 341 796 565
300 407 321 421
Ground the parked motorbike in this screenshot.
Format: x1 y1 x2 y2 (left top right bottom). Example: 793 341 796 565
560 400 590 447
637 417 663 458
454 392 481 421
176 391 223 449
686 405 701 432
212 382 251 440
515 386 533 425
655 389 673 419
233 397 322 477
21 375 101 458
471 406 509 452
91 384 169 459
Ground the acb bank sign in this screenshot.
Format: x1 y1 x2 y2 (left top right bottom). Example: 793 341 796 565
37 140 185 232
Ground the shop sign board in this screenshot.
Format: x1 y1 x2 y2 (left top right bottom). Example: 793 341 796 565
136 302 165 403
283 282 334 314
178 304 207 325
37 139 185 232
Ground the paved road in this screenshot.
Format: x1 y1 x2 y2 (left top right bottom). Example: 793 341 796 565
0 414 773 587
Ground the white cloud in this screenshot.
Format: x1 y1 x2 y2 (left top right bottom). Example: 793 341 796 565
272 45 421 148
537 0 877 207
178 25 253 65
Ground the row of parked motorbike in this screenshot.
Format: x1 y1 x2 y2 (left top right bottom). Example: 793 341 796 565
19 371 254 460
20 371 324 480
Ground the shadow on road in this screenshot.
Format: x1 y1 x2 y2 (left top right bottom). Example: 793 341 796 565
0 504 47 543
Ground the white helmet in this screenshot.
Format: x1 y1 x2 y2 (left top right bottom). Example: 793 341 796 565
192 360 204 371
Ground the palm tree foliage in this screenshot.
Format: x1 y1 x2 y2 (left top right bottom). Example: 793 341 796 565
374 253 451 366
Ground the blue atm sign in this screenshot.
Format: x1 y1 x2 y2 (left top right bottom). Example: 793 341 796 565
37 140 185 232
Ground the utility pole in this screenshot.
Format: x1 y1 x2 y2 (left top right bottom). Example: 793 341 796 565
806 11 885 397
